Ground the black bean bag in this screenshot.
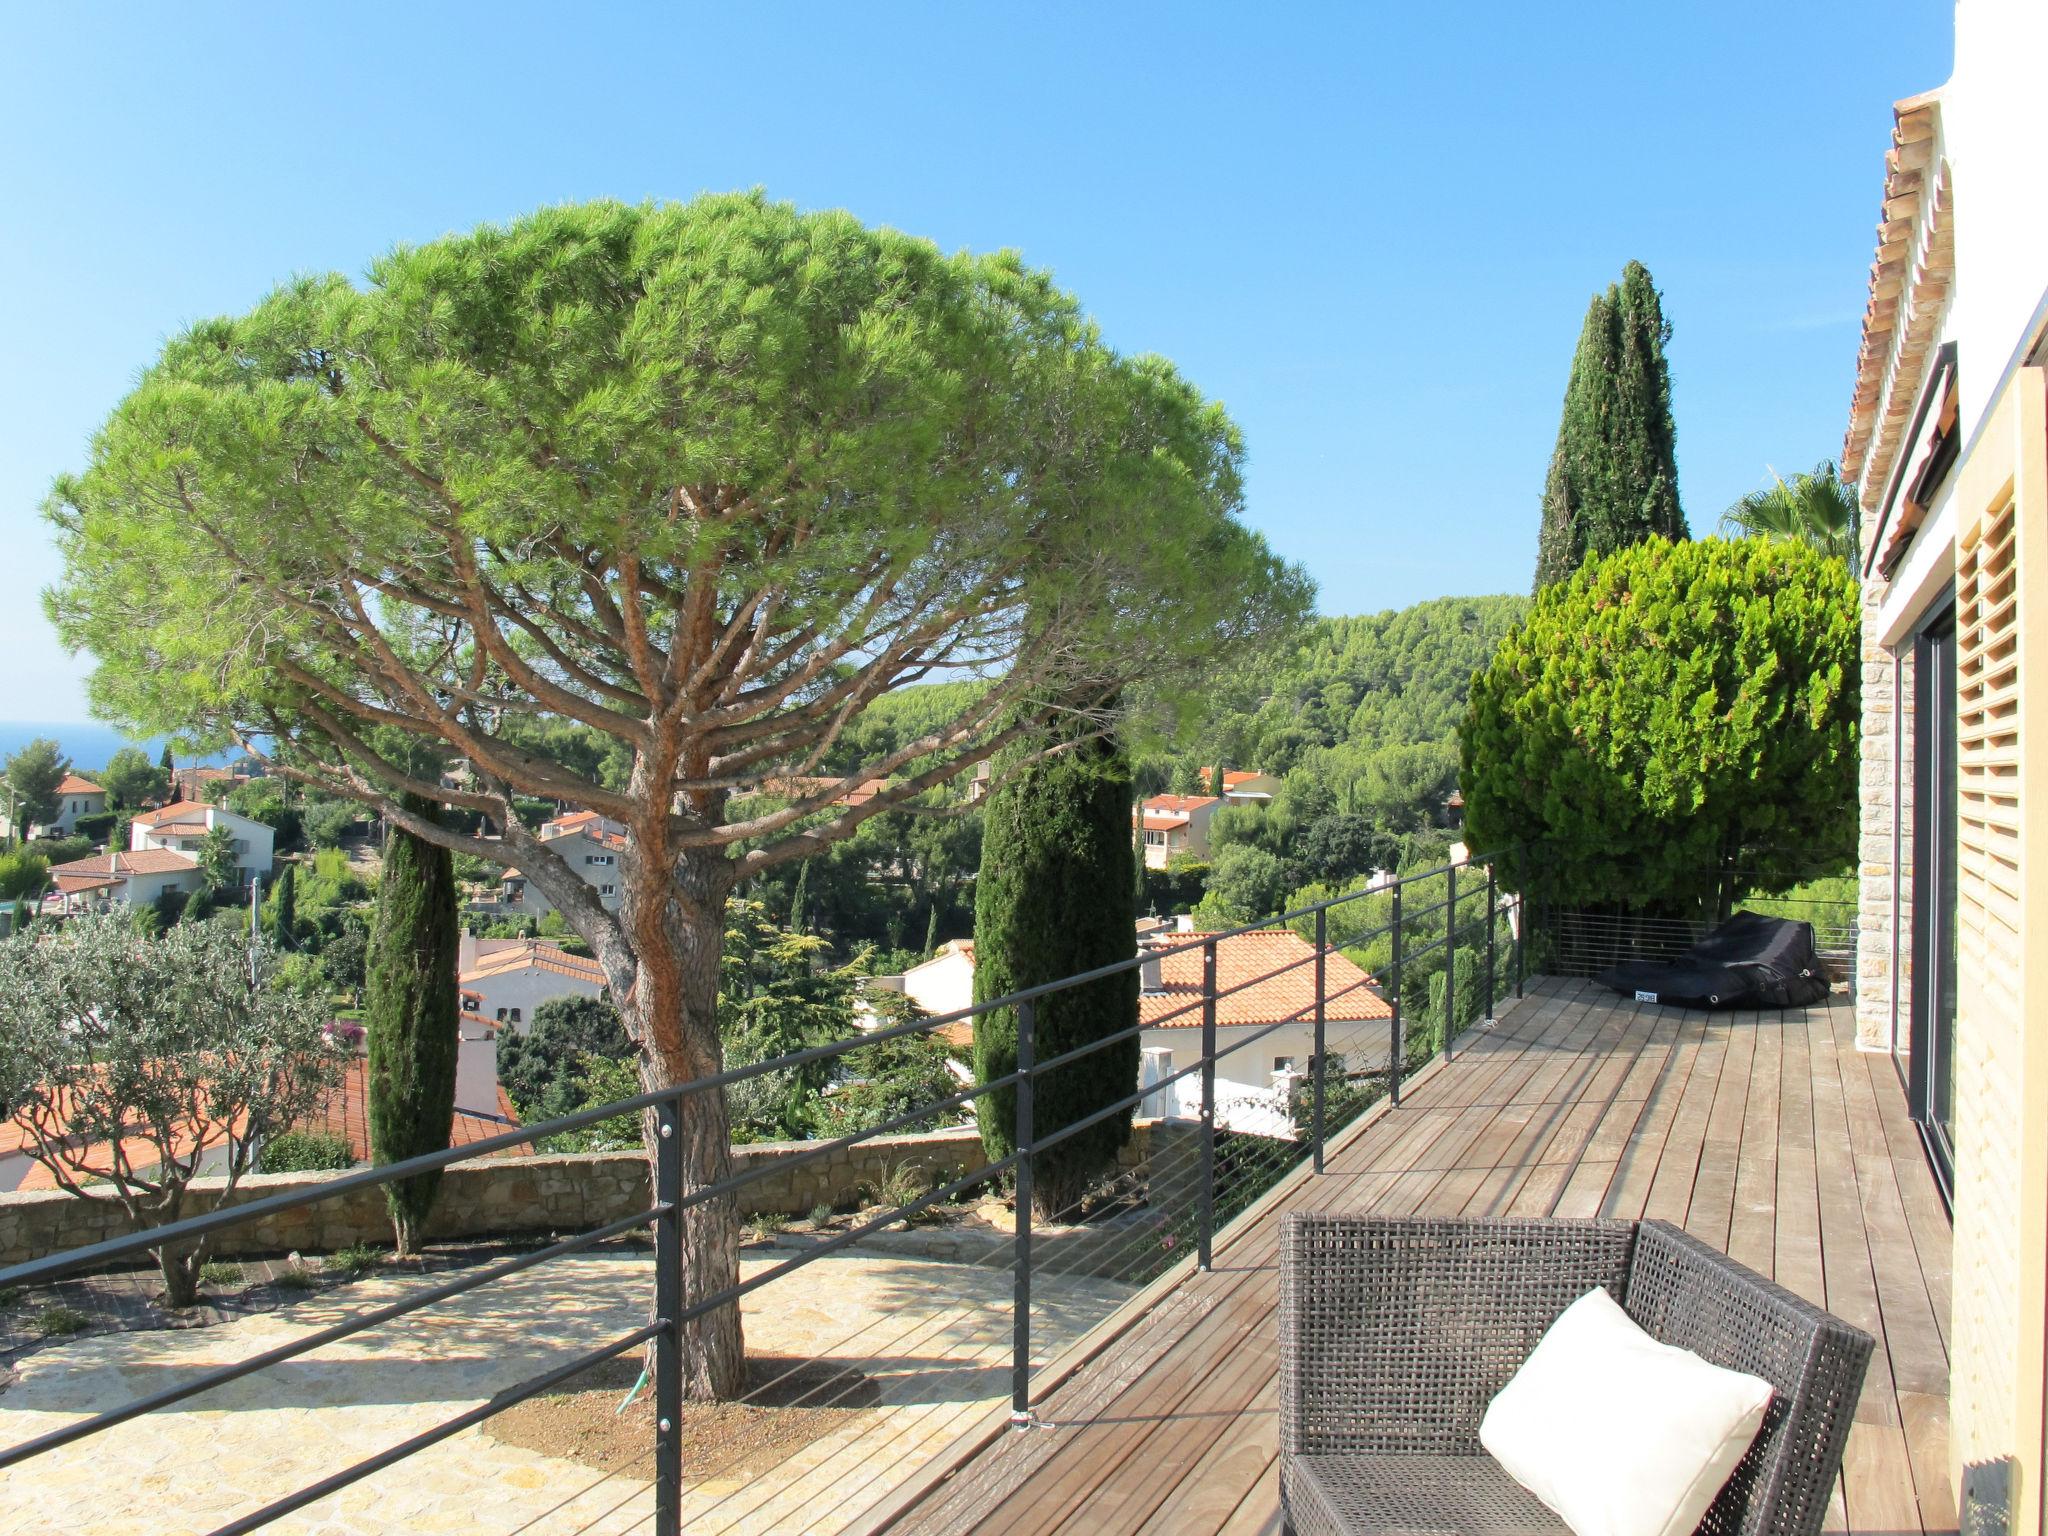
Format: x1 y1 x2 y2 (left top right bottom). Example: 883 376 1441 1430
1595 911 1831 1010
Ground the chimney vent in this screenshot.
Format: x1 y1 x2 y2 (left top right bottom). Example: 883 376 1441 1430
1140 950 1164 994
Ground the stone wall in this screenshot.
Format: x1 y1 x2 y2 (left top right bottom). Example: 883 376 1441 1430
0 1121 1204 1269
1855 578 1913 1052
0 1125 993 1268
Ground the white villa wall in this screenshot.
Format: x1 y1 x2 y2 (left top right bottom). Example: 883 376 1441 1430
46 789 107 837
464 964 605 1032
132 805 275 876
499 829 625 918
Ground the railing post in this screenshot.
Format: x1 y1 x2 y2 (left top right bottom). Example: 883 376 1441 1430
1443 862 1457 1061
1515 891 1526 999
1485 862 1499 1023
1198 939 1217 1272
1388 883 1404 1107
653 1097 681 1536
1312 905 1327 1173
1011 998 1035 1426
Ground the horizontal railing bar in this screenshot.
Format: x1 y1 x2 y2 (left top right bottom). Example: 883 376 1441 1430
4 848 1522 1317
0 1204 665 1471
203 1321 665 1536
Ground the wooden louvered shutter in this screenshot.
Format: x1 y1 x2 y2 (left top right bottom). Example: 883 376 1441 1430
1943 364 2048 1517
1955 489 2020 1012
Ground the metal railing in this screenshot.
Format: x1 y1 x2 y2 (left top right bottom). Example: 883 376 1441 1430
0 849 1530 1535
1532 887 1858 987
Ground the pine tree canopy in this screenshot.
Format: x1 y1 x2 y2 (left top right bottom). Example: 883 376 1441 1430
1533 261 1688 591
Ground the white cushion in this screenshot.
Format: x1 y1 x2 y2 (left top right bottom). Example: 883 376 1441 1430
1478 1286 1775 1536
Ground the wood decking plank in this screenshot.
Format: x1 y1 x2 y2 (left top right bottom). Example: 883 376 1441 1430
1681 1004 1759 1249
1726 1003 1784 1278
877 980 1950 1536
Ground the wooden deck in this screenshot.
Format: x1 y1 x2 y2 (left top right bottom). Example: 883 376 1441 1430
881 977 1955 1536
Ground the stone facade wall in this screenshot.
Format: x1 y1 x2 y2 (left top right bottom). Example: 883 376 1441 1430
0 1122 1202 1269
0 1125 994 1268
1855 579 1914 1052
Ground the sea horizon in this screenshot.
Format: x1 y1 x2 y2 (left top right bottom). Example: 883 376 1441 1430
0 720 239 771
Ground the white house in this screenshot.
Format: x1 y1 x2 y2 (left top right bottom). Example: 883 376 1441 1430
1132 928 1392 1136
875 927 1392 1137
45 774 109 837
46 847 202 913
130 800 274 877
1134 794 1222 870
458 935 609 1032
496 818 627 918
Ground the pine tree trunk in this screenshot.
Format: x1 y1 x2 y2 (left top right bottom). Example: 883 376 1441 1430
365 797 460 1258
620 837 745 1402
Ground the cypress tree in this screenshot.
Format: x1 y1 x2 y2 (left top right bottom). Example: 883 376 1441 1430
922 902 939 957
788 858 809 935
270 861 297 949
158 741 174 777
1533 260 1686 591
365 795 459 1256
972 725 1140 1221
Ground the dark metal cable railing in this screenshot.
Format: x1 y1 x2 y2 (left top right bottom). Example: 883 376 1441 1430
0 849 1532 1536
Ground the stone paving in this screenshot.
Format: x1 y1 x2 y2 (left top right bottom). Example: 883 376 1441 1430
0 1244 1131 1536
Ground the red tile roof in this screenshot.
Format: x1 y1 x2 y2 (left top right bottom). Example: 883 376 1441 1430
50 847 199 890
1140 795 1220 816
1138 930 1389 1029
2 1060 526 1191
460 940 607 987
56 774 105 796
134 799 215 827
303 1059 528 1163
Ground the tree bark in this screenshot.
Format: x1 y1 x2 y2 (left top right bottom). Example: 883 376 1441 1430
621 834 744 1402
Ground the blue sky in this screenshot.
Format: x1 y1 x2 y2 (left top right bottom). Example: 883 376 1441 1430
0 2 1951 723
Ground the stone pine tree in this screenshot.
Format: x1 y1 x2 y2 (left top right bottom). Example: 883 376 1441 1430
365 795 460 1256
45 194 1307 1399
972 721 1142 1221
1533 261 1687 590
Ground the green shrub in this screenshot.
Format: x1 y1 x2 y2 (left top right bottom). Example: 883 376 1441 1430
324 1243 386 1278
0 849 49 902
37 1304 89 1337
1462 537 1859 917
72 811 118 844
273 1258 320 1291
198 1261 245 1288
257 1129 357 1174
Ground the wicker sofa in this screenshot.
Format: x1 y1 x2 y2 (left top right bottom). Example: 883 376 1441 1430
1277 1216 1873 1536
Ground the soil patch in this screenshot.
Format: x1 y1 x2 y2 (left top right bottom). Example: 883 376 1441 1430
485 1353 881 1483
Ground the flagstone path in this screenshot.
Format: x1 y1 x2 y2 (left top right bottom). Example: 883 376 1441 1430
0 1244 1130 1536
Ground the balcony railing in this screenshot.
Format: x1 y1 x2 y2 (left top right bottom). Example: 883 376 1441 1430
0 851 1537 1534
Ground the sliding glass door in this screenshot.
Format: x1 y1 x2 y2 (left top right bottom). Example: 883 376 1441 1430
1909 601 1958 1199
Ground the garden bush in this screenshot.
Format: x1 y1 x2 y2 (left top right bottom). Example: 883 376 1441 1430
257 1129 357 1173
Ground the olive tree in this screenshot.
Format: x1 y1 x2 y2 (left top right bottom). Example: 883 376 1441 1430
1462 536 1859 919
0 915 346 1306
45 193 1307 1397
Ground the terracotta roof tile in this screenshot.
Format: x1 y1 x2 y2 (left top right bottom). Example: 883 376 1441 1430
55 774 105 796
134 800 215 827
460 940 607 987
1138 930 1389 1029
1139 795 1220 815
51 848 199 878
